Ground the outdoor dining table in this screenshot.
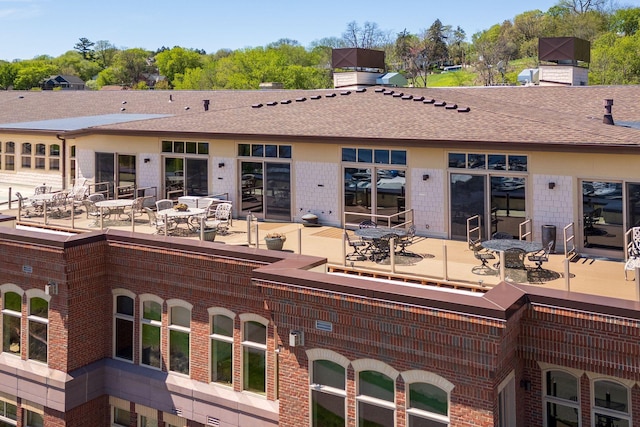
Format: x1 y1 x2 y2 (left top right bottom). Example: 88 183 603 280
481 239 542 254
355 227 408 261
95 199 135 228
157 207 206 235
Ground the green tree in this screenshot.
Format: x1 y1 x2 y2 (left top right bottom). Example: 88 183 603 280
155 46 203 86
74 37 95 60
13 61 59 90
0 61 18 89
113 48 152 87
609 7 640 36
53 51 101 81
94 40 118 68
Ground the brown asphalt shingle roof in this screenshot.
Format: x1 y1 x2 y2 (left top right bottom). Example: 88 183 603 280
0 86 639 149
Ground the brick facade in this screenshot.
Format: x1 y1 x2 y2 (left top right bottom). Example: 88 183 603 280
1 228 639 426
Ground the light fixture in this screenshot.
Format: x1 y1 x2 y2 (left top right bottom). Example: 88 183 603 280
520 379 531 391
144 158 150 163
218 162 225 168
45 281 58 295
423 174 430 181
548 182 556 189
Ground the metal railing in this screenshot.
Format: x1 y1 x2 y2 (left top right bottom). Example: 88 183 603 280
343 209 414 230
519 218 532 241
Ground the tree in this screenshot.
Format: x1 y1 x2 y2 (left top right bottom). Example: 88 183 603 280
155 47 203 86
13 60 59 89
112 48 153 87
74 38 95 60
471 23 517 86
557 0 607 14
424 19 450 68
0 61 18 89
94 40 117 68
341 21 390 49
609 7 640 36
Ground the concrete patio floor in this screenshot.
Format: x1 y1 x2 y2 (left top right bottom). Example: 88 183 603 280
4 204 638 302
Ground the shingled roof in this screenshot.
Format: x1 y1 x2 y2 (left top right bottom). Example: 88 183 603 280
1 86 639 149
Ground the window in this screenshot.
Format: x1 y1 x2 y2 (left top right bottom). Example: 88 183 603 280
357 370 395 427
21 143 31 169
114 293 134 361
242 318 267 394
0 397 17 427
311 359 346 427
448 152 527 171
141 298 162 369
544 370 579 427
168 301 191 375
69 145 76 182
2 291 22 356
24 411 43 427
342 147 406 165
139 415 158 427
593 379 631 426
27 296 48 363
407 383 449 426
238 143 291 159
112 406 131 427
49 144 60 170
210 310 234 385
162 140 209 155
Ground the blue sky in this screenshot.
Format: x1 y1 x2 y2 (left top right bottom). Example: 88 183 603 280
1 0 640 61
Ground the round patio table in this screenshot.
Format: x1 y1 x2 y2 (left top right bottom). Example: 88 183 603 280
355 227 407 240
95 199 135 227
157 207 206 235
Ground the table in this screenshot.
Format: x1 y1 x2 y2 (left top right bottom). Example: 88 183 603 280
157 207 205 235
481 239 542 253
355 227 408 261
95 199 135 227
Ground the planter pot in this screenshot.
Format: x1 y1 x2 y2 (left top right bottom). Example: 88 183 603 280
302 213 319 227
265 237 285 251
200 229 217 241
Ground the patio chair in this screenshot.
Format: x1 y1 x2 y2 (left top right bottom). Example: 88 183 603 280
370 233 398 262
34 184 51 195
625 227 640 280
359 219 378 229
48 191 70 217
156 199 174 211
126 197 146 220
469 239 496 274
504 248 526 269
144 207 177 234
88 193 105 203
14 192 32 217
345 232 368 261
202 202 232 234
491 231 513 240
82 199 106 225
396 224 417 255
528 241 553 270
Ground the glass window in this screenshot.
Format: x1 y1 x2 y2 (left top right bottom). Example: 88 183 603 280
35 144 46 156
25 411 43 427
161 141 173 153
21 143 31 155
374 149 390 164
311 360 346 427
448 153 465 168
49 144 60 157
5 142 14 153
70 145 76 157
544 370 579 427
141 300 162 369
357 148 372 163
4 156 13 171
49 158 60 170
252 144 264 157
238 144 250 156
468 153 486 169
488 154 506 170
34 158 45 169
265 144 278 157
242 320 266 394
198 142 209 155
21 156 31 169
508 155 527 171
211 314 233 385
407 382 449 426
185 142 197 154
28 297 48 363
169 305 190 375
593 380 630 426
390 150 406 165
342 148 356 162
173 141 184 153
114 295 134 361
113 407 131 427
140 415 158 427
0 399 17 425
279 145 291 158
2 291 21 356
357 370 395 427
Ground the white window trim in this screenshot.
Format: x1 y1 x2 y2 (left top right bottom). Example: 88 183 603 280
139 295 163 370
167 300 191 375
542 368 581 427
113 290 135 363
209 312 234 386
239 315 268 395
403 370 453 425
590 378 632 425
25 290 49 364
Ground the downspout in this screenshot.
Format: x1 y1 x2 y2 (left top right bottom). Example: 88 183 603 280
56 134 67 190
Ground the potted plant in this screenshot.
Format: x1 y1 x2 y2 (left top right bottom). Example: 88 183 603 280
264 232 286 250
174 203 189 212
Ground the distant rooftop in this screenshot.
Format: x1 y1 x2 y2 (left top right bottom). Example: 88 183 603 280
0 113 171 131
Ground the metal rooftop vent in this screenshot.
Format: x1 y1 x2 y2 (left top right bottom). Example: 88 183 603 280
445 103 458 109
413 96 425 102
457 107 471 113
356 88 367 93
295 97 307 102
120 107 126 111
122 101 127 104
310 95 322 100
266 101 278 106
384 90 395 96
325 93 336 98
423 98 435 104
434 101 446 107
252 103 263 108
184 106 190 110
392 92 403 97
374 88 385 93
340 91 351 95
280 100 291 104
401 95 413 100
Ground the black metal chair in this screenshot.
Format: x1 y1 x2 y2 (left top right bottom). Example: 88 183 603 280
370 233 398 262
345 232 368 261
397 224 417 255
528 241 553 270
358 220 377 229
504 248 526 269
469 239 496 275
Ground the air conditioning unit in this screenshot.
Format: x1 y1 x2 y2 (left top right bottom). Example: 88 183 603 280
289 330 304 347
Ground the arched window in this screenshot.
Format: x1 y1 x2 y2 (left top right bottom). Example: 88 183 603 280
2 290 22 356
307 349 349 427
21 142 31 169
27 293 49 363
593 379 631 426
113 291 135 362
167 300 191 375
240 314 268 394
209 308 235 386
4 141 14 170
353 359 398 427
49 144 60 170
403 370 453 426
140 295 163 369
544 369 579 427
35 143 46 170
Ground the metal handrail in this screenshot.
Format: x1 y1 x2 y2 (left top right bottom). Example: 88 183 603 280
519 218 532 241
466 214 481 245
343 209 414 230
563 222 577 259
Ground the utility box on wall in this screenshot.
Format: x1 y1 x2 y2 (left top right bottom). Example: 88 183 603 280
289 330 304 347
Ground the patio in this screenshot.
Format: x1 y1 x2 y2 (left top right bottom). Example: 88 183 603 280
2 203 638 302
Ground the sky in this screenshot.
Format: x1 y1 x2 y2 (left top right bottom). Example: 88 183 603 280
2 0 640 61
